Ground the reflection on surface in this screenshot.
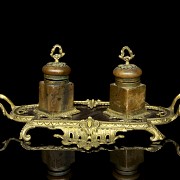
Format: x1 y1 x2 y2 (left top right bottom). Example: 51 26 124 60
0 136 180 180
0 137 180 155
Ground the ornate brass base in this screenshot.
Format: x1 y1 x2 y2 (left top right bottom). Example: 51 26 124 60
0 94 179 151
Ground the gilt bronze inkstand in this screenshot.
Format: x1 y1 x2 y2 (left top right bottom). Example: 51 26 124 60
0 44 179 179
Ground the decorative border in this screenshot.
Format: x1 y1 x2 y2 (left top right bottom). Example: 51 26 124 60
19 116 165 150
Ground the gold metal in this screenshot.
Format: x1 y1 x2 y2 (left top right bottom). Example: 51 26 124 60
50 44 65 62
118 46 135 65
35 107 80 118
0 94 179 150
74 99 109 109
0 94 16 120
19 116 165 151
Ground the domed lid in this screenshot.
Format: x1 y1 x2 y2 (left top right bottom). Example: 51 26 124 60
42 44 71 78
113 46 142 79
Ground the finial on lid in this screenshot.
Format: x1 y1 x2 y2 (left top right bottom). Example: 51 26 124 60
118 46 135 65
113 46 142 85
50 44 65 62
42 44 71 80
